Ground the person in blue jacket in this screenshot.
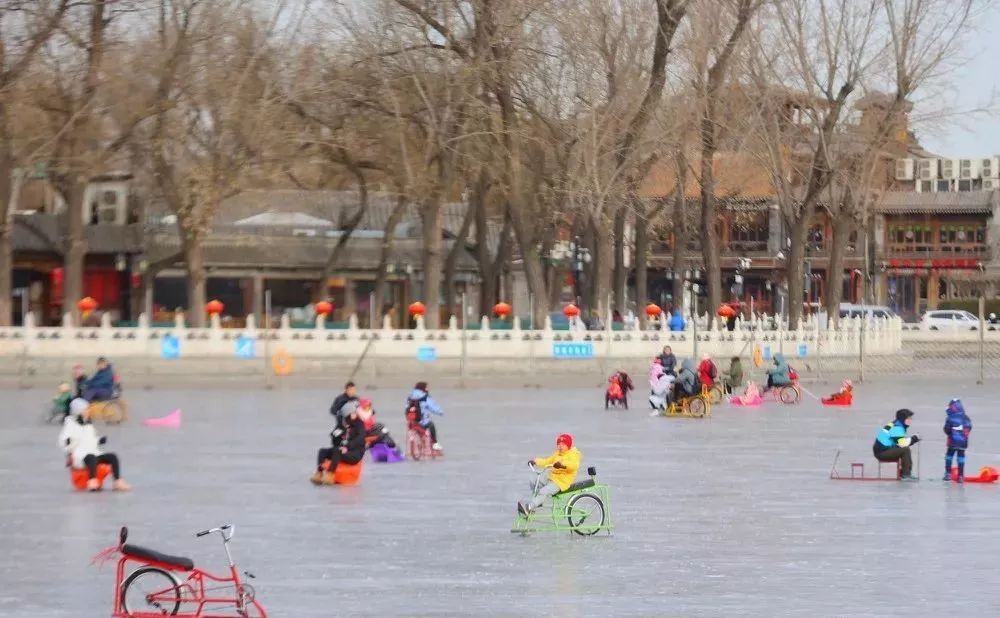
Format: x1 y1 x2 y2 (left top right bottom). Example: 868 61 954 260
873 409 921 481
943 398 973 483
407 381 443 451
765 353 791 390
83 357 115 402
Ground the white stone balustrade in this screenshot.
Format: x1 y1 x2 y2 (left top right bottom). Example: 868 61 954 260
0 312 912 360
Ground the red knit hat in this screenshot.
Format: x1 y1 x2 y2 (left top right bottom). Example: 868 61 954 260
556 433 573 448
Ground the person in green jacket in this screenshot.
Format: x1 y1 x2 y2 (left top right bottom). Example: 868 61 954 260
724 357 744 394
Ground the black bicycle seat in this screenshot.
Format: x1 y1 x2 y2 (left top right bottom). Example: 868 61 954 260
122 543 194 571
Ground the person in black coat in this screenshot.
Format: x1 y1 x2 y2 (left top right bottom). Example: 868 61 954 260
311 410 367 485
657 346 677 374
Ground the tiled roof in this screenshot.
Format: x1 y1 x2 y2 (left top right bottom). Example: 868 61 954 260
639 153 776 200
12 214 143 254
874 190 996 214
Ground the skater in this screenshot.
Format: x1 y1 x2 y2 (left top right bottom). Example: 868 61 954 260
648 364 675 415
765 354 791 391
517 434 581 517
873 409 921 481
312 407 366 485
943 398 972 483
407 382 444 451
698 354 718 391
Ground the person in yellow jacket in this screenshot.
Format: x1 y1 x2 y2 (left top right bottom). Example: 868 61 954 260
517 434 581 516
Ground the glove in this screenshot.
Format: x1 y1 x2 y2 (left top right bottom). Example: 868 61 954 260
331 428 343 438
528 459 535 466
552 462 565 469
910 434 921 444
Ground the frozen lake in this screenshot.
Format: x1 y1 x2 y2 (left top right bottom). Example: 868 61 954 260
2 377 999 617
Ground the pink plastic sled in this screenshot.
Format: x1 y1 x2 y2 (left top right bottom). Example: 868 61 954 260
730 382 763 407
143 409 182 428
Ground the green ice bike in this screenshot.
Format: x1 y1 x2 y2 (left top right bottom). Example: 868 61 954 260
511 462 613 536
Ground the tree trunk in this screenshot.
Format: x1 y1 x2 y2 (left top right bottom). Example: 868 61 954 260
672 160 689 317
590 215 613 322
182 235 206 327
443 199 475 323
825 215 851 327
634 211 649 328
63 181 87 325
700 134 722 322
0 105 12 327
786 215 809 329
612 206 627 314
421 196 444 329
373 196 407 327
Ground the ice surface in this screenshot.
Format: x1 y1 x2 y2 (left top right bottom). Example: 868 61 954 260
2 378 999 617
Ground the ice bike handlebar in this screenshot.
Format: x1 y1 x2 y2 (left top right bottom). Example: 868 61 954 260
196 524 233 538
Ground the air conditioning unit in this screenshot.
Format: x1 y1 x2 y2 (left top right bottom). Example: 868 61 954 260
981 157 1000 179
983 178 999 190
940 159 959 179
895 159 914 180
917 159 938 180
959 159 980 179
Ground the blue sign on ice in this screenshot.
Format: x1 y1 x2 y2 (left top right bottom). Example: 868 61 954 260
161 335 180 359
416 346 437 362
797 343 808 358
235 336 256 359
552 342 594 359
762 345 771 360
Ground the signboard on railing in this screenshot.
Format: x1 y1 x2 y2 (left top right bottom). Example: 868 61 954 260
235 336 255 359
161 335 180 360
797 343 808 358
552 342 594 359
416 346 437 362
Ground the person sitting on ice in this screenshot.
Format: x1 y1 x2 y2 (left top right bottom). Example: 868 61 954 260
407 381 444 451
723 357 743 395
873 409 920 481
648 363 675 415
58 398 131 491
312 405 367 485
943 398 973 483
82 357 116 402
822 379 853 405
764 354 791 391
517 434 582 517
730 380 763 406
356 398 397 450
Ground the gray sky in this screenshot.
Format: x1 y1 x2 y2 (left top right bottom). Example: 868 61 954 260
916 7 1000 157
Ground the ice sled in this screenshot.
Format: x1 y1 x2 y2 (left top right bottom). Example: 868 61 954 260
949 465 999 484
369 442 404 463
143 409 182 428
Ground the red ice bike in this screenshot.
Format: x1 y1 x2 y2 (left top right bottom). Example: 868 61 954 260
100 524 266 617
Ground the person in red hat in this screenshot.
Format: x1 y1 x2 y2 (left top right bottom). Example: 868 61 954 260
518 434 582 516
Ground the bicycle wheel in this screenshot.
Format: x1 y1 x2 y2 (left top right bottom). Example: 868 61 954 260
708 385 724 405
779 385 800 404
407 431 421 461
566 493 605 536
685 397 707 418
120 566 182 616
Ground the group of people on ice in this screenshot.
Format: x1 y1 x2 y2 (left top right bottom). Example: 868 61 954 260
872 399 973 482
643 345 794 413
310 380 444 485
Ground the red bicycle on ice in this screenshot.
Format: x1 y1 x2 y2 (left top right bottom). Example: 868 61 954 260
405 410 441 461
100 524 266 617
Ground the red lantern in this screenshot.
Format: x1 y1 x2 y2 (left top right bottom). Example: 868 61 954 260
315 300 334 316
644 303 662 318
205 299 225 316
77 296 98 317
408 301 426 317
493 302 512 318
562 303 580 318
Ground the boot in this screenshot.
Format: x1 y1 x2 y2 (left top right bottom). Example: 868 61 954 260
322 472 337 485
309 471 323 485
112 479 131 492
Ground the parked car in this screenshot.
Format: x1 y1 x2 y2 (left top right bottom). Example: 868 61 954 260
838 304 897 320
920 309 979 330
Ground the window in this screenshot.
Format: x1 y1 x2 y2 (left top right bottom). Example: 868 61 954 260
937 180 951 192
920 180 933 192
958 179 973 192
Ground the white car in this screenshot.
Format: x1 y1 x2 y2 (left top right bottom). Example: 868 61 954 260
920 309 979 330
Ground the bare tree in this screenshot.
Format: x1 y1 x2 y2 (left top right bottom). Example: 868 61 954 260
0 0 70 325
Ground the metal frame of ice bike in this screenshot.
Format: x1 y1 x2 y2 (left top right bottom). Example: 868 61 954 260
511 462 613 536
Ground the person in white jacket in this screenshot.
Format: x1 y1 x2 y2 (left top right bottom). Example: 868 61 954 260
648 363 676 415
58 398 131 491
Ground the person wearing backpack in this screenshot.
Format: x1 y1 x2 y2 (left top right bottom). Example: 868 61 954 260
406 381 444 451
